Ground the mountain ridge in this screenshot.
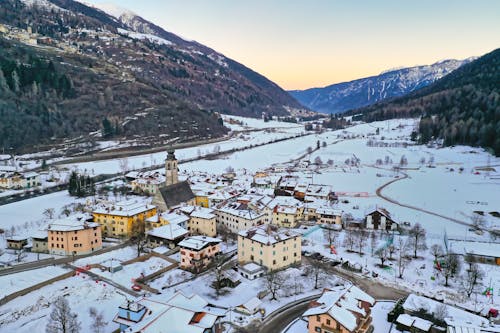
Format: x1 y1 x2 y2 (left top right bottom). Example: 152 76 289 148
289 58 474 114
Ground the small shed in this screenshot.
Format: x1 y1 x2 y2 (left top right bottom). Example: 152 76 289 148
239 262 265 280
236 297 263 315
6 236 28 250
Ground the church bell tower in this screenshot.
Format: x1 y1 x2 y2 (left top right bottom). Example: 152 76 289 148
165 148 178 186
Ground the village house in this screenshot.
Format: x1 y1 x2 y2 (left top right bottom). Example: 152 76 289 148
113 291 225 332
0 171 40 189
92 200 156 238
182 206 217 237
31 230 48 254
130 171 165 195
47 216 102 256
448 239 500 265
146 223 188 249
316 207 343 226
396 294 492 333
6 235 28 250
145 211 189 231
272 205 305 228
238 224 301 270
215 201 265 233
365 207 399 232
179 236 222 272
153 149 196 211
303 285 375 333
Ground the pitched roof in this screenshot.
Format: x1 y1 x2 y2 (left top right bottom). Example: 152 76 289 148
158 181 195 208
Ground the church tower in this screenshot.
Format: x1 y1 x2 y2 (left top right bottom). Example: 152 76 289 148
165 148 178 186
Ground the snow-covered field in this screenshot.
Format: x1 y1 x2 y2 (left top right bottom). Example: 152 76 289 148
0 266 69 299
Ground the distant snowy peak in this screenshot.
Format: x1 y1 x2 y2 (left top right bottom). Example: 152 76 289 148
90 2 135 19
289 58 474 114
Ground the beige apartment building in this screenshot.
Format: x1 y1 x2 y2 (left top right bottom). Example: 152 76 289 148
216 202 265 234
188 207 217 237
48 216 102 256
237 224 301 270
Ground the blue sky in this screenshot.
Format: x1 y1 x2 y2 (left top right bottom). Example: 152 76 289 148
84 0 500 89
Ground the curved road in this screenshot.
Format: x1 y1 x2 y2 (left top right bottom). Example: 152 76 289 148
374 170 471 227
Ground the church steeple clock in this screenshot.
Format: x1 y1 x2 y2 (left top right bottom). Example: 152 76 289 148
165 148 178 186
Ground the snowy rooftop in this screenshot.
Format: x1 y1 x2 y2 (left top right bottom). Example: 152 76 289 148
302 285 375 332
178 236 222 251
48 215 99 232
238 224 300 245
217 202 264 220
119 291 225 333
159 211 189 225
93 200 155 217
316 207 343 216
403 294 489 327
146 223 188 240
448 240 500 258
190 207 216 220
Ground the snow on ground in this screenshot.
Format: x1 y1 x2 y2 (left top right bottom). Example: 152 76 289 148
73 246 137 267
301 225 500 315
0 191 85 233
92 256 172 287
0 266 69 299
148 268 193 291
0 274 125 333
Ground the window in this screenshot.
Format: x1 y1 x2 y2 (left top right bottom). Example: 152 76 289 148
326 319 331 326
315 327 321 332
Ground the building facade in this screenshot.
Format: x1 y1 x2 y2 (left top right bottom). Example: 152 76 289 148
238 224 301 270
48 216 102 256
179 236 222 272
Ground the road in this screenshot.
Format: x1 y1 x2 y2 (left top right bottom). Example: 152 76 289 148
374 170 472 228
258 259 408 333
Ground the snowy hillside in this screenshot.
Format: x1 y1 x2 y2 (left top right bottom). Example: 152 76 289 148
289 58 474 114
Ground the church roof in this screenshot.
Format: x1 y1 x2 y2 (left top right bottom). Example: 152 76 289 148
158 181 195 208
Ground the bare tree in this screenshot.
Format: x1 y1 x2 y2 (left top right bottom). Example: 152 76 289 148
130 218 146 257
306 146 313 154
322 227 338 247
388 243 396 260
375 246 389 267
262 270 286 300
322 141 327 148
327 159 334 166
225 166 235 173
314 156 323 165
88 307 107 333
355 229 369 255
419 157 426 166
118 158 129 176
44 208 56 219
430 244 444 262
343 228 356 252
462 262 484 298
442 252 461 287
370 232 378 256
212 255 229 297
305 258 328 289
471 213 486 230
408 223 427 258
213 145 221 154
434 303 448 322
396 237 410 278
46 297 81 333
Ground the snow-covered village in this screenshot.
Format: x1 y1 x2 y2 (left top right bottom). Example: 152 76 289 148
0 1 499 333
1 115 499 333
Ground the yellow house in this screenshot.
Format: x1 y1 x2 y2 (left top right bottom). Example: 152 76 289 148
303 285 375 333
272 205 304 228
92 200 157 238
188 207 217 237
145 211 189 231
237 224 301 270
6 236 28 250
47 216 102 256
195 191 210 208
179 236 222 273
316 207 343 226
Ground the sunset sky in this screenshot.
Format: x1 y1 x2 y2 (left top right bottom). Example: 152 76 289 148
84 0 500 90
